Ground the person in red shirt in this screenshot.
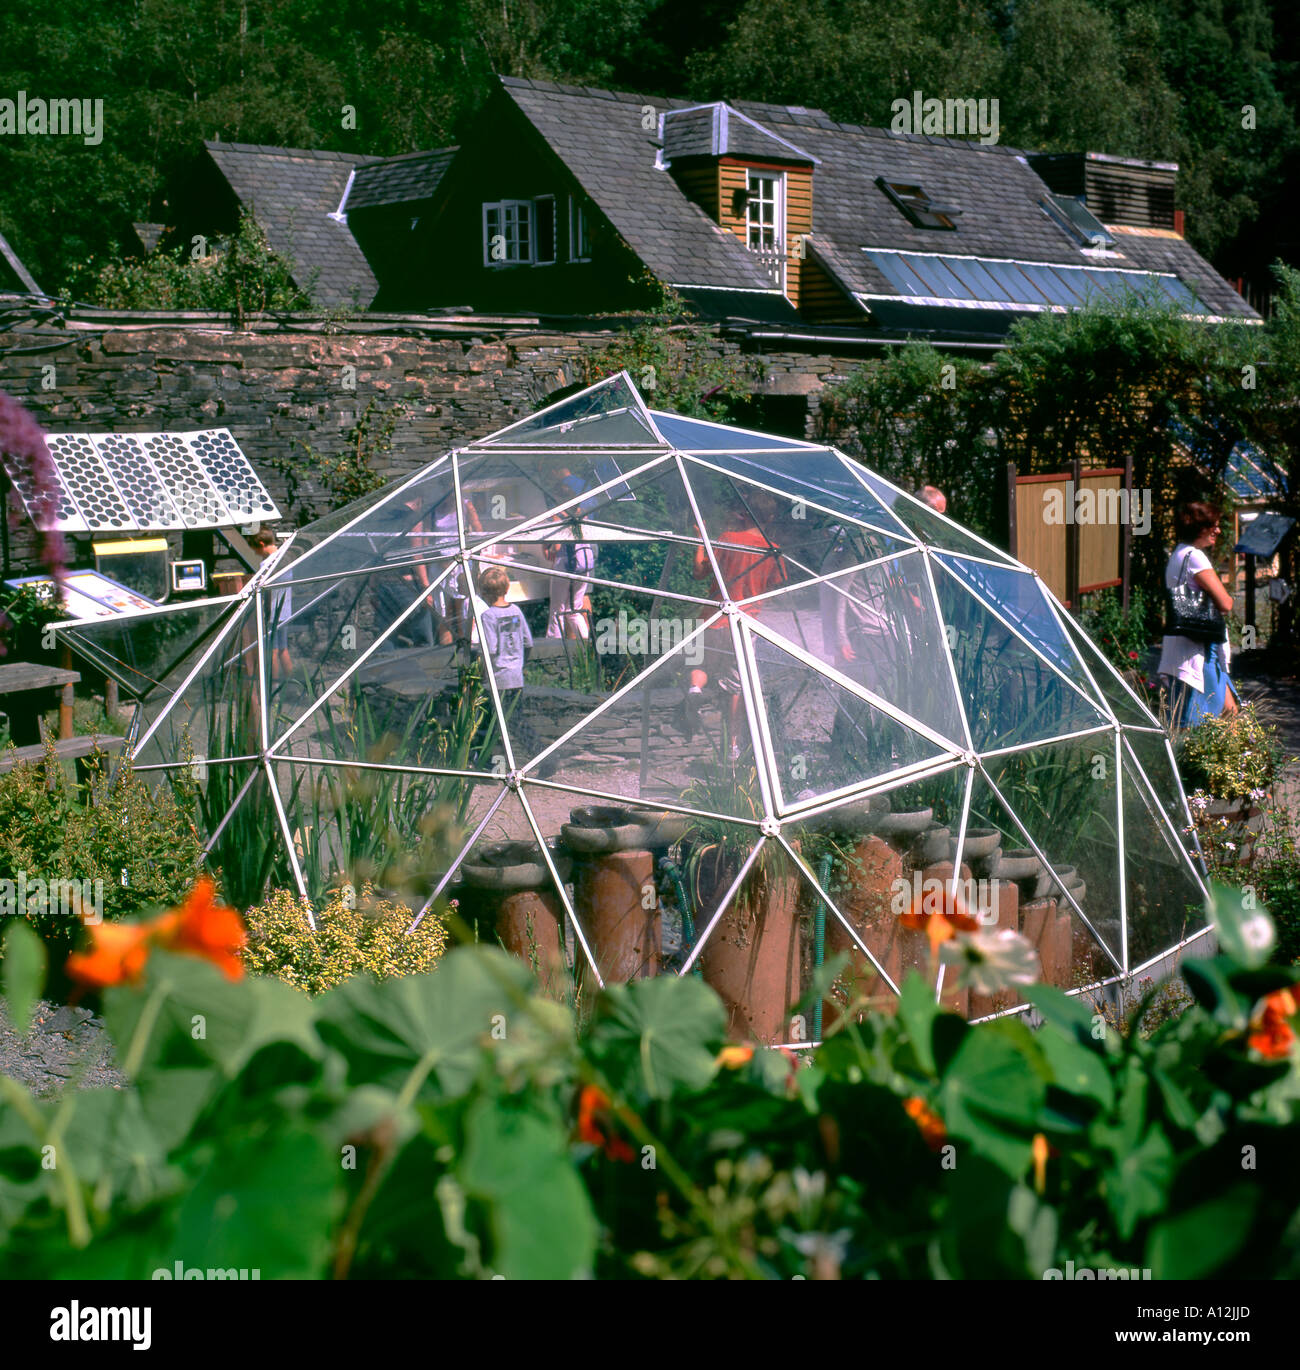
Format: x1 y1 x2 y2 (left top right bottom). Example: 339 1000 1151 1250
678 495 787 757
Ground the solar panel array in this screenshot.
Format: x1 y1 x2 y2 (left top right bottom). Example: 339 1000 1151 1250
865 250 1207 313
1 428 280 534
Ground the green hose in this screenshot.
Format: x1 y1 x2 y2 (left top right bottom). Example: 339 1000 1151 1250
813 852 833 1041
659 857 702 977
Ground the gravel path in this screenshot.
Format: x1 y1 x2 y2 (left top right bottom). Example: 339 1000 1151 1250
0 998 128 1097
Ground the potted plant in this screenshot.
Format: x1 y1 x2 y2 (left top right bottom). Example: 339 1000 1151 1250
562 805 664 983
460 839 571 989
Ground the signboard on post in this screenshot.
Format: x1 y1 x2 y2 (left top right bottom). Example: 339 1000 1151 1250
1007 465 1131 610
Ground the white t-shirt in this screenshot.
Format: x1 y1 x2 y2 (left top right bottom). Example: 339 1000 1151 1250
1157 544 1214 692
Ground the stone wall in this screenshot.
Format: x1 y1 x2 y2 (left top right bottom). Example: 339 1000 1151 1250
0 308 879 576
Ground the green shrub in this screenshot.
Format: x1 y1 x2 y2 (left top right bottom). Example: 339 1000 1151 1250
0 747 203 973
63 212 314 325
1176 703 1282 801
242 884 448 995
1079 585 1154 671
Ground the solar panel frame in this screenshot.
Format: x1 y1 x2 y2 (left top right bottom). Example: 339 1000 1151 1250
45 434 138 533
941 255 1004 300
867 250 932 297
88 433 187 530
141 433 235 529
1 449 89 533
180 429 280 526
900 253 971 299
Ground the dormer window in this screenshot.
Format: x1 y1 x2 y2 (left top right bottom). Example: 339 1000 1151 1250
877 177 961 230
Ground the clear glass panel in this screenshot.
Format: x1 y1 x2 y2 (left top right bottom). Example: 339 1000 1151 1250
133 612 258 769
852 469 1019 564
1058 613 1162 729
932 569 1110 751
933 553 1099 687
977 740 1124 998
1121 731 1202 871
1121 749 1209 967
464 455 708 602
477 372 663 446
750 625 955 811
682 450 913 545
264 563 466 758
650 411 820 451
268 463 460 586
59 597 239 701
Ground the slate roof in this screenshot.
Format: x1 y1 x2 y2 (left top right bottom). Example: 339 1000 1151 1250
0 230 41 295
497 77 1257 326
499 79 782 295
348 148 457 210
202 141 381 308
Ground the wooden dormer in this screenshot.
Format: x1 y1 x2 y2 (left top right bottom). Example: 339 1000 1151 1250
662 104 817 307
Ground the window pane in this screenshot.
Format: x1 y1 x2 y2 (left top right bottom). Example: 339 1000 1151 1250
535 199 555 263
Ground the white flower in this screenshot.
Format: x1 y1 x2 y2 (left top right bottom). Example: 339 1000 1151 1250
940 928 1041 996
1224 841 1237 852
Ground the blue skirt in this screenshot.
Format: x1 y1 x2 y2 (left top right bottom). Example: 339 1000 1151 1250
1169 643 1236 727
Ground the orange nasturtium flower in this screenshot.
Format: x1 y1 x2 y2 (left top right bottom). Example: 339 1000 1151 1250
716 1045 755 1070
903 1095 947 1152
575 1085 635 1164
151 878 247 981
899 883 982 955
1248 987 1298 1060
64 921 153 990
66 878 247 989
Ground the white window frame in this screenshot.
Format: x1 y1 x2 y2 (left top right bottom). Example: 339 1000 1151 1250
745 171 784 253
534 195 557 266
482 200 535 267
568 196 592 263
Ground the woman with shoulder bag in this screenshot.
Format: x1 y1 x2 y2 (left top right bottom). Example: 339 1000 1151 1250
1157 501 1239 726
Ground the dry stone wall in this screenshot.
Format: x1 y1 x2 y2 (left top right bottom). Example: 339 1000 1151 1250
0 309 874 575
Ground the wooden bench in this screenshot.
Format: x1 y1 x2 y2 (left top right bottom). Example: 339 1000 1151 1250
0 732 127 776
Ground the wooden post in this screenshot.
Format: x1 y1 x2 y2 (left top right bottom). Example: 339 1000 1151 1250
1121 449 1133 614
1245 554 1256 639
1006 462 1019 558
1065 458 1082 610
58 644 74 740
105 677 119 718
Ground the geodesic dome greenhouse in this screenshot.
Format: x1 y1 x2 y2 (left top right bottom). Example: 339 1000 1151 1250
57 372 1211 1037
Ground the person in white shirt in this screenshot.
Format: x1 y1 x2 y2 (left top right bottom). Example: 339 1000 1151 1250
1157 501 1239 726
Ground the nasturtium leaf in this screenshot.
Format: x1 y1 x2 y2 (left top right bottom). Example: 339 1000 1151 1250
898 970 941 1076
316 946 534 1098
1035 1029 1114 1109
585 974 725 1100
1146 1183 1262 1279
458 1096 596 1280
1102 1125 1174 1240
1024 983 1111 1050
1 922 45 1036
103 949 256 1078
939 1025 1047 1174
174 1128 341 1278
1181 958 1249 1027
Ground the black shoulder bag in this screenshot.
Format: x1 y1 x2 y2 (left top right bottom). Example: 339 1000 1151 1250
1165 547 1227 645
